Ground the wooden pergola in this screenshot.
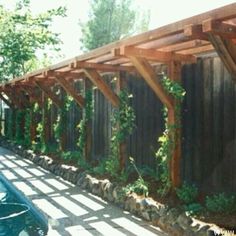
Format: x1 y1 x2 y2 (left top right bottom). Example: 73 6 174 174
1 3 236 189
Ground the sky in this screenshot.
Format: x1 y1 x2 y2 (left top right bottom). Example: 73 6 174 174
1 0 235 62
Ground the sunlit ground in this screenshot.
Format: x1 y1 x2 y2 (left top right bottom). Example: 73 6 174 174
0 147 166 236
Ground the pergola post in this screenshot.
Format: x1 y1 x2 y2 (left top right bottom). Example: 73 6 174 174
84 79 93 161
59 88 67 152
11 108 16 140
116 71 128 172
168 60 182 188
42 92 50 147
30 107 37 144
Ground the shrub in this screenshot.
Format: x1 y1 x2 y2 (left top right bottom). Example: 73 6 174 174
93 159 107 176
184 203 204 216
61 151 80 161
176 182 198 204
123 157 149 196
205 193 236 214
124 177 149 197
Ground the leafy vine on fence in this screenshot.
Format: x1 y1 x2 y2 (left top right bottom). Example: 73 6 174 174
15 109 25 145
6 109 14 140
156 76 185 196
76 89 93 160
105 89 136 179
54 95 74 151
34 99 53 153
24 107 31 147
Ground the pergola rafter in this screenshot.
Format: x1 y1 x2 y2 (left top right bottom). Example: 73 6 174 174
1 3 236 188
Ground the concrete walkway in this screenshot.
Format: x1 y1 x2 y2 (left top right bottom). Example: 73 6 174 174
0 147 167 236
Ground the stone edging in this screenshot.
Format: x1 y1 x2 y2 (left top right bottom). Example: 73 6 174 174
0 140 225 236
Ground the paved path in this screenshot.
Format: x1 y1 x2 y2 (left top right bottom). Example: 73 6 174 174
0 147 167 236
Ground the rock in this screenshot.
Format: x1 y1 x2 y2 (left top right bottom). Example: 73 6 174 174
103 182 114 202
141 211 151 221
77 173 86 186
177 213 193 230
150 211 160 223
183 230 196 236
139 198 151 211
129 196 137 213
88 177 99 190
124 195 136 211
135 198 142 211
191 223 201 233
165 208 180 226
81 174 91 189
112 186 125 203
100 179 110 192
158 215 168 230
157 204 168 217
207 230 215 236
195 225 211 236
170 223 185 236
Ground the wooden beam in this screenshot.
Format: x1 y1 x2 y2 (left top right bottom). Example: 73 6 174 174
208 34 236 79
184 24 208 40
116 46 196 63
0 93 14 108
138 33 188 50
34 81 63 108
129 56 174 109
70 61 134 72
87 52 119 63
178 44 214 55
202 19 236 38
160 40 209 52
53 75 85 108
83 69 119 107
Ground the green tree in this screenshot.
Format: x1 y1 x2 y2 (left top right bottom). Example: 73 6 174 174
80 0 150 50
0 0 66 81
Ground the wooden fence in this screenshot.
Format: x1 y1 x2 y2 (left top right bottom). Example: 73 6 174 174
4 56 236 194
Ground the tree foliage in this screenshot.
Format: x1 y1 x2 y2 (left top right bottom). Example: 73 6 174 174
80 0 150 50
0 0 66 81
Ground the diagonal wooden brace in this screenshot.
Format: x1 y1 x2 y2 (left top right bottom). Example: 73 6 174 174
129 56 174 109
35 81 63 108
54 76 85 108
22 86 43 108
0 93 14 108
207 34 236 80
2 89 22 109
83 69 119 107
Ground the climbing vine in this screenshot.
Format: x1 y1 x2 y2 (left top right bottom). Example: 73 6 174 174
105 89 136 178
156 76 185 196
32 103 42 151
6 109 14 140
54 95 75 151
23 107 31 147
33 99 53 153
15 109 25 145
76 89 93 159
